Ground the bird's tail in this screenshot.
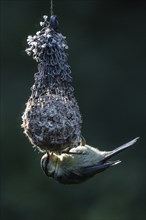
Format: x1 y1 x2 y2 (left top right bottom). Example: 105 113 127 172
102 137 139 162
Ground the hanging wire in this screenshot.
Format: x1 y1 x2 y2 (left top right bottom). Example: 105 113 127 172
50 0 54 16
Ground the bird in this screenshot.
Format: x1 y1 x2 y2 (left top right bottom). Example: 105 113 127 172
40 137 139 184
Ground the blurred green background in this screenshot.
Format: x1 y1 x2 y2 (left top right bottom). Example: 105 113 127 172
0 0 145 220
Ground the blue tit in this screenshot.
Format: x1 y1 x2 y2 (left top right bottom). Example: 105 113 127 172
40 137 139 184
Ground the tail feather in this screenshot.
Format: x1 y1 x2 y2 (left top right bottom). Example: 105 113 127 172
103 137 139 162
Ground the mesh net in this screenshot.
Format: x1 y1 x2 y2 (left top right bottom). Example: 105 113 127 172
22 15 83 152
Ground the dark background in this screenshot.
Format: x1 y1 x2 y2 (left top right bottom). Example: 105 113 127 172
0 0 145 220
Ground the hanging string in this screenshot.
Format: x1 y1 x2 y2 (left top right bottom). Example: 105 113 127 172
50 0 54 16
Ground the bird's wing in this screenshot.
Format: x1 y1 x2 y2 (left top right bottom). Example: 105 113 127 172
79 160 121 176
56 160 121 184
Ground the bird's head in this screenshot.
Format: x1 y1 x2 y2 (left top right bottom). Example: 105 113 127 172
40 152 58 177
